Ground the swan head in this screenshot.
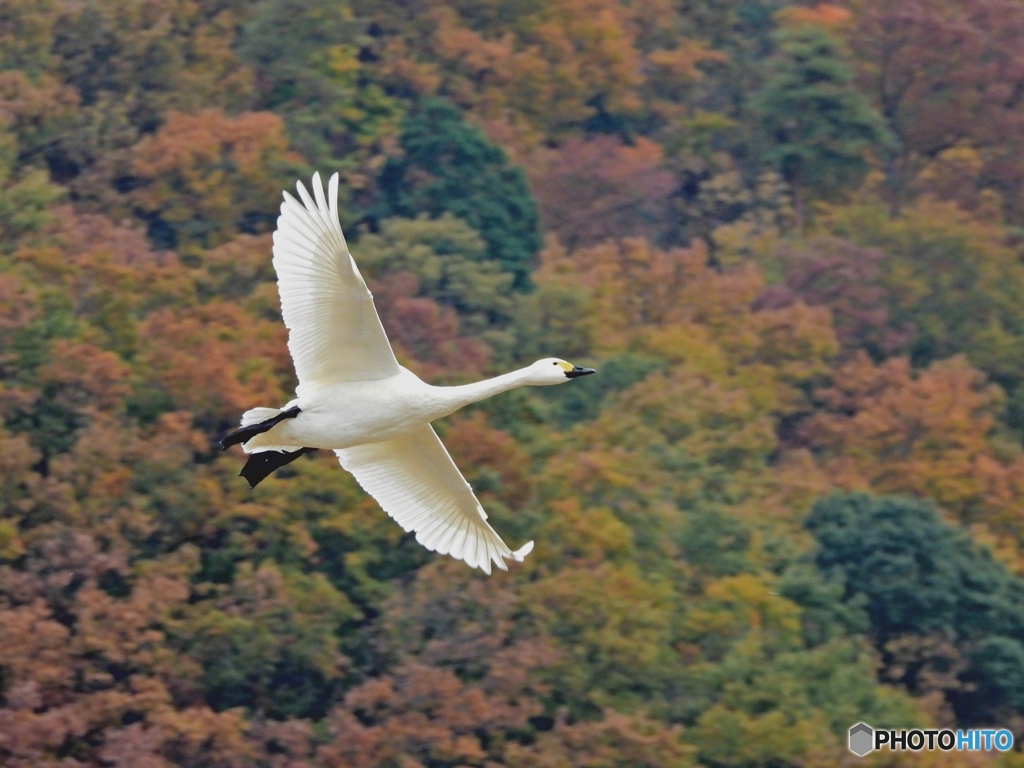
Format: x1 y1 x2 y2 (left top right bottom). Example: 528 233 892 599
527 358 597 386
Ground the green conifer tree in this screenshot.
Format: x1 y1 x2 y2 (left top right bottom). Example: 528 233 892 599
239 0 403 194
750 24 892 231
377 99 541 289
806 491 1024 722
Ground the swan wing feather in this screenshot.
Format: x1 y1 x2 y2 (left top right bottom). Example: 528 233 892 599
335 426 534 574
272 172 400 387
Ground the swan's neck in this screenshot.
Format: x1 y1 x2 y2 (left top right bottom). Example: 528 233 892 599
432 367 534 417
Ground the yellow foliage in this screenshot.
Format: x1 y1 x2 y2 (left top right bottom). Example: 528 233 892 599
692 704 833 768
536 498 634 569
535 237 835 397
524 562 674 703
683 574 802 652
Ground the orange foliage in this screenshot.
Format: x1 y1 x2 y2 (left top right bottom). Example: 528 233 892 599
319 663 527 767
131 110 301 253
444 413 533 508
19 209 183 291
0 272 38 336
432 0 642 128
797 353 1024 536
308 560 567 767
776 4 852 28
0 70 78 148
644 40 728 115
372 0 645 138
0 536 231 768
40 341 131 411
505 710 694 767
137 301 290 429
29 412 209 545
365 0 727 145
647 43 727 81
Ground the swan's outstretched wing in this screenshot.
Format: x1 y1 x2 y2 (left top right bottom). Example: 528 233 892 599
273 172 400 387
336 427 534 574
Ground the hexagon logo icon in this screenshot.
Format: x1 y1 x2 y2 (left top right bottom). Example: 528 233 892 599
849 722 874 757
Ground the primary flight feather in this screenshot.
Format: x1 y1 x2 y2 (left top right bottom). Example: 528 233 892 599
221 172 595 574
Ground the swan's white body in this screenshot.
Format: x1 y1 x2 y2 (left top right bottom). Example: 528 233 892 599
247 367 539 453
236 172 592 574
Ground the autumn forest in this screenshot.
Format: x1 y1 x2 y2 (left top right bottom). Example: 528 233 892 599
3 0 1024 766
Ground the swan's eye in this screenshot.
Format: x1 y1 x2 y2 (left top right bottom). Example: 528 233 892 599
552 362 557 366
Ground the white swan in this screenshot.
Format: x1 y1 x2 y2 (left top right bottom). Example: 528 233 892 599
220 172 595 574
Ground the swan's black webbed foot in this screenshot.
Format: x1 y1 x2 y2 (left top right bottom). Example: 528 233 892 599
240 447 318 488
219 406 301 450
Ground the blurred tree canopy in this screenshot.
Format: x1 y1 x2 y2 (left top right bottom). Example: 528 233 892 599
3 0 1024 766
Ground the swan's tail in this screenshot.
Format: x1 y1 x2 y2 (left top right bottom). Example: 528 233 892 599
241 407 301 454
242 407 283 427
220 406 302 453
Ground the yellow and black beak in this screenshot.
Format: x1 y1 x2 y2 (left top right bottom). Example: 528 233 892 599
565 365 596 379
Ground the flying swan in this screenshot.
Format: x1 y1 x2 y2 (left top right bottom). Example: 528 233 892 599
220 172 595 574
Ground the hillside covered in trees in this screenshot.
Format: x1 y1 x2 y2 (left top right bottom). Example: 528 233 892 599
4 1 1024 765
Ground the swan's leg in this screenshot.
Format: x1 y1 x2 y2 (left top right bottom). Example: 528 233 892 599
219 406 301 450
240 447 318 488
